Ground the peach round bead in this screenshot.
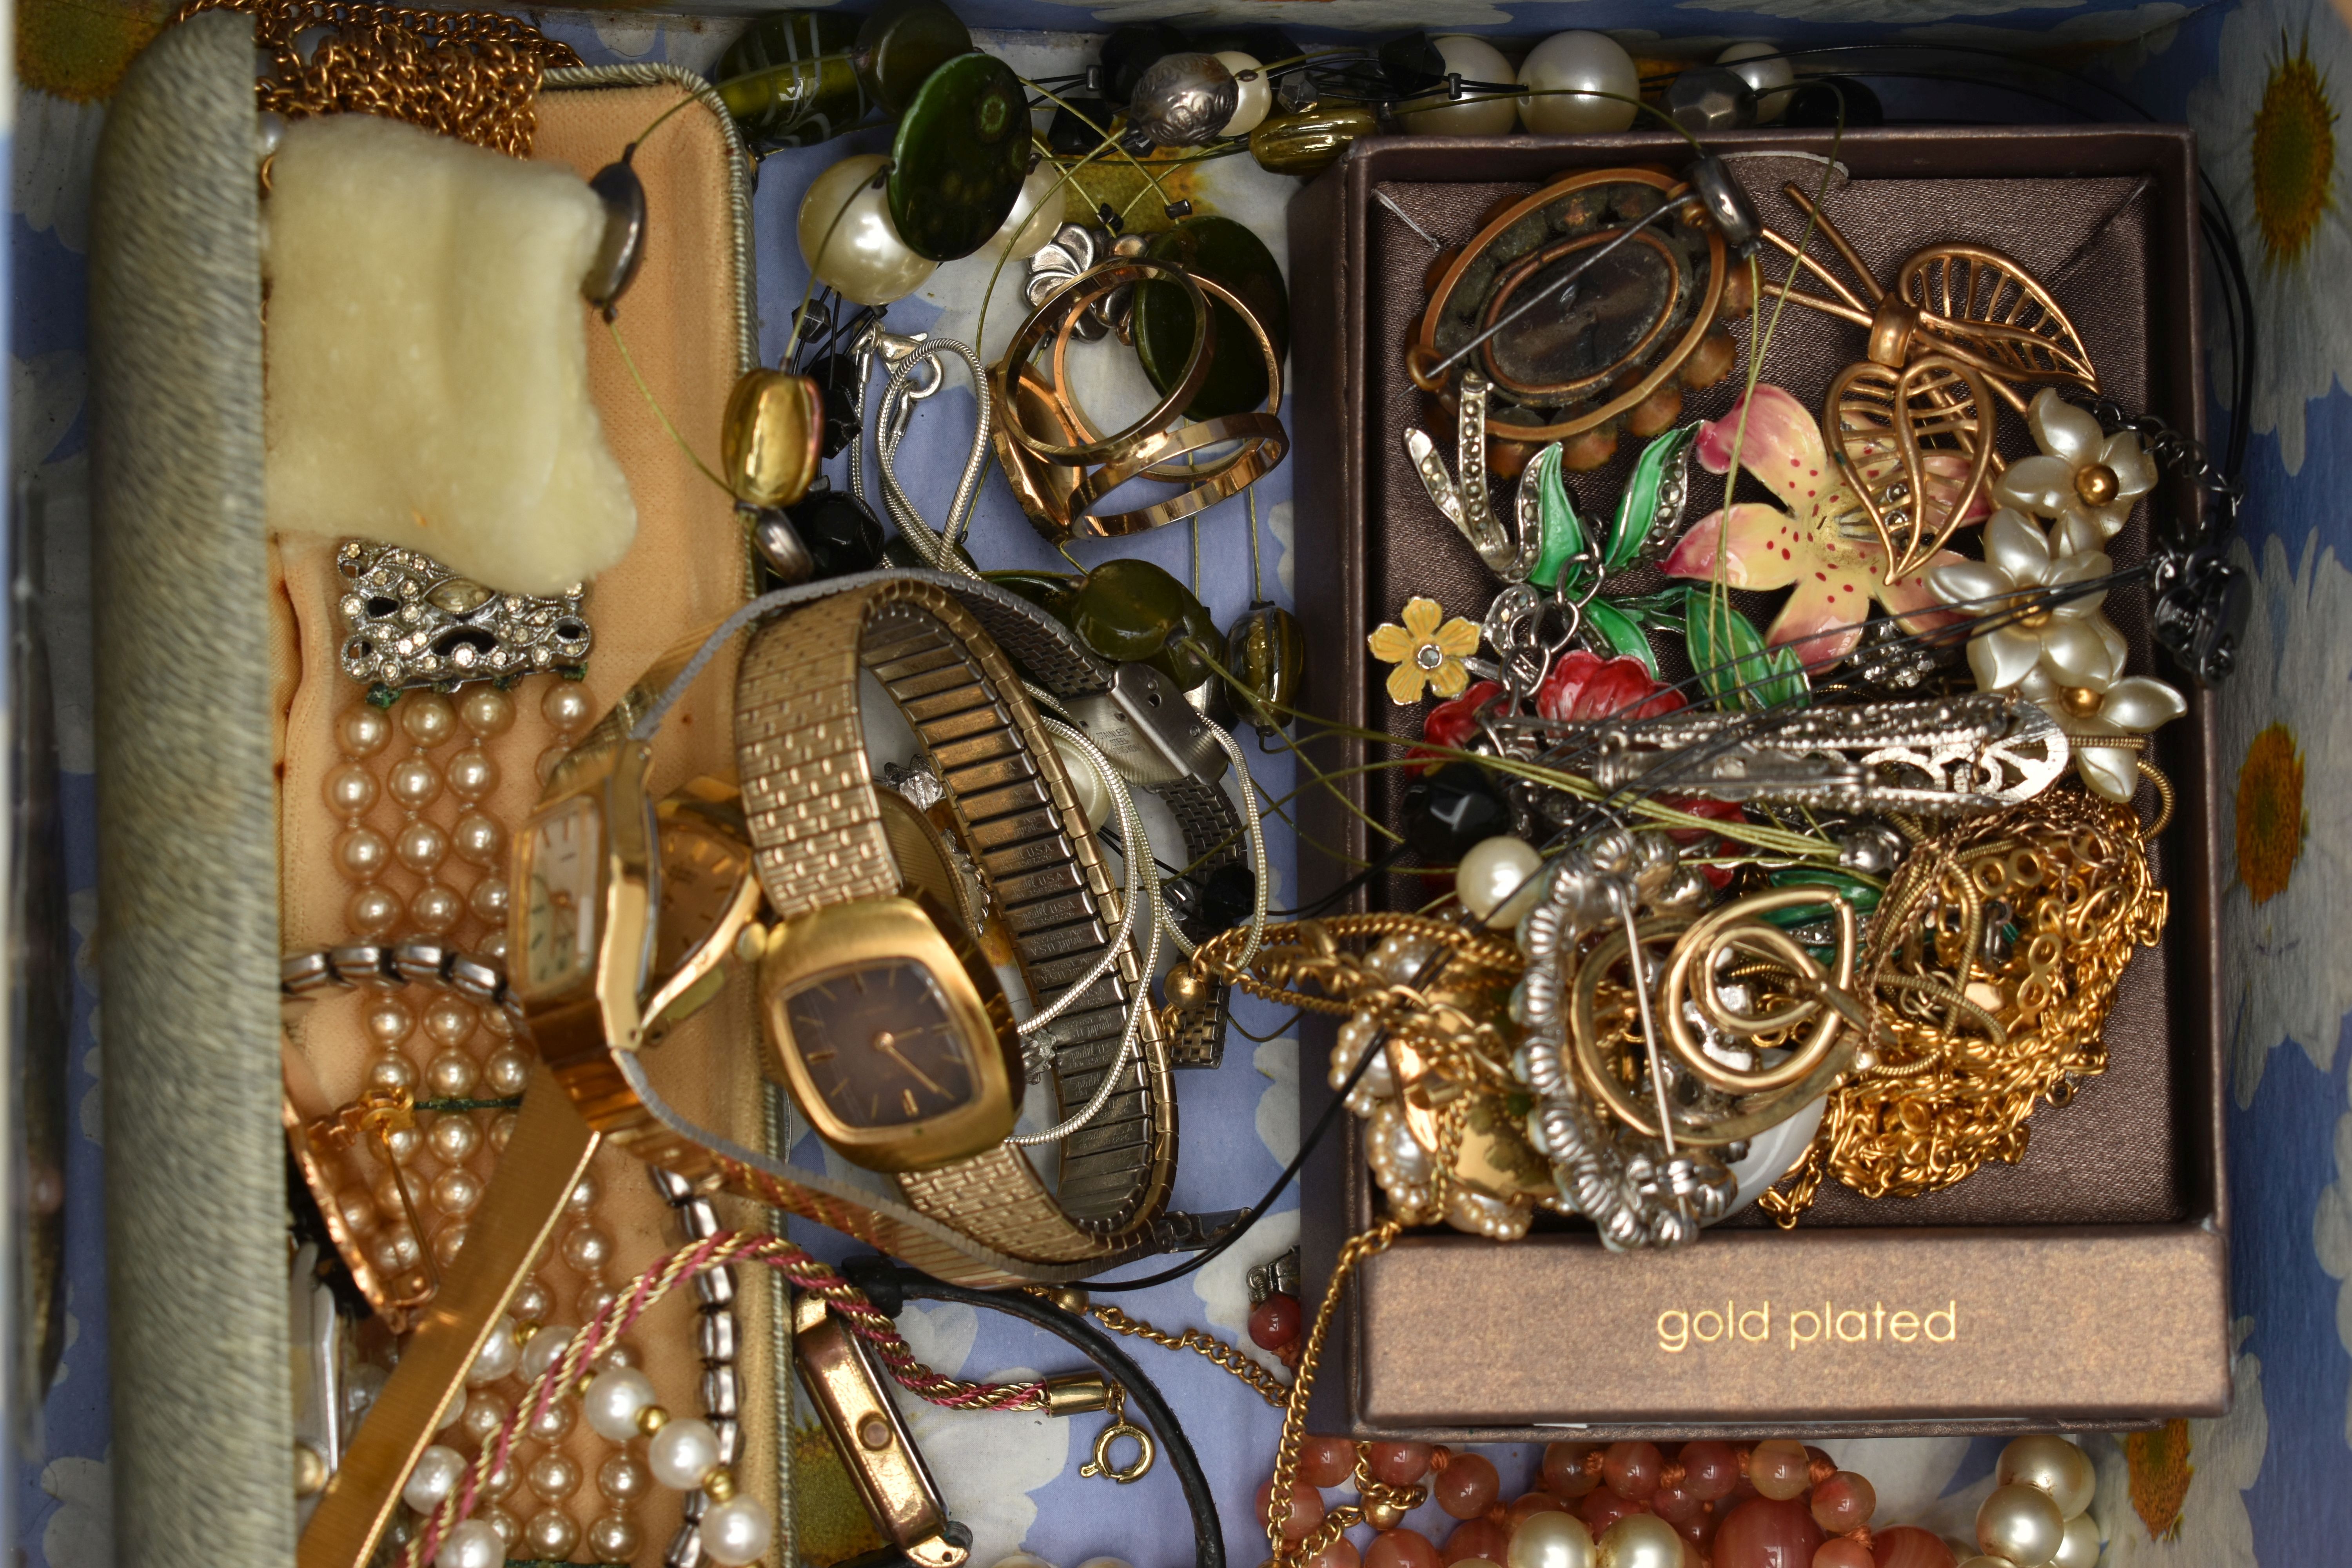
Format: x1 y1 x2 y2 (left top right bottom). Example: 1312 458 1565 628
336 826 391 881
1299 1435 1357 1489
409 882 464 935
1602 1441 1661 1501
423 997 475 1047
1810 1471 1876 1534
1258 1477 1325 1542
1677 1441 1740 1502
1749 1439 1813 1501
1506 1492 1571 1529
1715 1495 1823 1568
452 811 506 867
1368 1442 1436 1486
1366 1530 1441 1568
1813 1541 1875 1568
1867 1526 1956 1568
1543 1441 1601 1498
396 819 450 876
1436 1452 1502 1519
1306 1539 1363 1568
1443 1516 1508 1563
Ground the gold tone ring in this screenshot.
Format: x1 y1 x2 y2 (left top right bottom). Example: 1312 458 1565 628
1047 272 1285 485
1665 890 1858 1096
998 261 1215 465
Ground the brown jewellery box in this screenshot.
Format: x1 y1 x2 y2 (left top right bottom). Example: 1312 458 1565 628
1286 127 2228 1439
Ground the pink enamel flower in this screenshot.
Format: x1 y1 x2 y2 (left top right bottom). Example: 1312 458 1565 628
1663 385 1984 666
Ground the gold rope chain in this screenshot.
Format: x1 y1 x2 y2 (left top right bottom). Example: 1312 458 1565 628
169 0 581 156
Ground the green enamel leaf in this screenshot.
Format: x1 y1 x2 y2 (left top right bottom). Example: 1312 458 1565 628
1682 588 1786 712
1759 642 1812 711
1761 867 1883 925
1583 600 1660 673
1607 425 1697 573
1525 443 1587 590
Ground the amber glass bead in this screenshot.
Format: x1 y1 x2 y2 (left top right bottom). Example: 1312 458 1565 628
1678 1441 1740 1502
1603 1441 1662 1500
1579 1489 1648 1536
1258 1478 1325 1541
1299 1435 1357 1489
1810 1472 1875 1534
1366 1528 1440 1568
1506 1493 1570 1529
1441 1517 1508 1564
1368 1443 1436 1486
1675 1506 1718 1553
1815 1540 1875 1568
1543 1442 1601 1498
1307 1540 1362 1568
1249 1293 1302 1349
1435 1453 1501 1519
1651 1481 1702 1526
1716 1495 1824 1568
1867 1526 1956 1568
1749 1440 1812 1501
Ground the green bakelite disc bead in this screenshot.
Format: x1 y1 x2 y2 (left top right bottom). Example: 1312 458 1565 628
1070 558 1209 670
983 569 1081 622
1134 217 1291 421
853 0 972 115
715 11 869 151
1225 602 1304 728
887 53 1032 263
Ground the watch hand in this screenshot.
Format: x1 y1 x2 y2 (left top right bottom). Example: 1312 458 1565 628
872 1034 944 1097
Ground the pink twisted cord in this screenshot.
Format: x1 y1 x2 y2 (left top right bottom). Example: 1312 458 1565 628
401 1229 1047 1568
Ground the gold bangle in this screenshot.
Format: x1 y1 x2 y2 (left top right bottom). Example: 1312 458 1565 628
1046 273 1285 485
998 260 1215 465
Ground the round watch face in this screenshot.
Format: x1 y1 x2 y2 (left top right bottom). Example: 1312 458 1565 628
780 961 980 1129
519 797 602 998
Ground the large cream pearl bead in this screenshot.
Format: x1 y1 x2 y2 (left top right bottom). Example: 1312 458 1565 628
339 705 393 760
2050 1512 2100 1568
466 1315 519 1385
366 998 413 1047
452 811 505 868
542 681 595 734
1518 31 1640 133
1400 34 1519 135
403 1444 466 1511
401 691 459 749
1213 51 1273 136
523 1510 579 1560
388 755 443 809
337 826 391 881
584 1367 658 1441
348 884 403 936
410 882 465 935
396 819 450 876
980 164 1068 261
469 875 511 924
1717 41 1795 122
701 1497 774 1566
1594 1513 1682 1568
483 1046 531 1097
446 748 497 802
1509 1508 1598 1568
799 152 938 307
588 1514 641 1561
1996 1435 2096 1519
648 1415 722 1490
1977 1482 2066 1567
324 762 379 816
433 1518 503 1568
459 686 515 739
424 997 475 1047
1457 835 1544 927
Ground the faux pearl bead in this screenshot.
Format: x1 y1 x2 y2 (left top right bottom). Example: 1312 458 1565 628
466 1316 519 1385
1213 51 1272 136
1517 31 1639 134
381 1123 420 1163
403 1444 466 1512
512 1279 552 1322
426 1051 479 1100
981 163 1069 260
452 812 506 867
1976 1483 2066 1567
523 1509 579 1559
490 1112 518 1151
1593 1513 1682 1568
528 1450 582 1501
433 1518 502 1568
1996 1436 2095 1519
563 1222 614 1275
338 705 393 759
460 686 515 739
701 1496 774 1566
325 762 379 816
366 1053 418 1094
401 691 458 749
588 1513 641 1561
1457 835 1544 927
1507 1510 1597 1568
2051 1512 2100 1568
479 1457 518 1500
366 998 414 1047
431 1223 467 1268
469 875 510 924
336 1185 379 1236
520 1324 574 1383
598 1450 652 1502
799 152 938 307
336 826 391 881
423 998 474 1047
388 755 443 809
1400 34 1518 135
460 1391 505 1444
578 1283 619 1321
370 1228 421 1278
524 1394 575 1442
584 1366 657 1441
599 1342 638 1370
348 883 403 936
483 1047 531 1097
446 748 497 802
542 681 595 733
396 819 450 875
477 1505 518 1548
430 1166 483 1217
566 1171 601 1214
410 883 465 935
648 1415 722 1490
1716 41 1795 123
428 1113 481 1164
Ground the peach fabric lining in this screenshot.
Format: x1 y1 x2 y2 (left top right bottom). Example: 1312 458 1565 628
271 85 776 1560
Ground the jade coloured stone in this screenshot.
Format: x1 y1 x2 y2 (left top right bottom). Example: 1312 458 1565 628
1134 217 1290 421
853 0 971 115
887 52 1031 262
1070 559 1218 690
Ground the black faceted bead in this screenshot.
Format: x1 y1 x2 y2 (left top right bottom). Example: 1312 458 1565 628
1402 762 1510 865
786 489 886 579
1784 77 1883 128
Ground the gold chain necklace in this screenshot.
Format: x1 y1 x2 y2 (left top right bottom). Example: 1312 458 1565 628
169 0 581 156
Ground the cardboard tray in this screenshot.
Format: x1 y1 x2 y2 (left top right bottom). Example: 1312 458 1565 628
1286 126 2228 1439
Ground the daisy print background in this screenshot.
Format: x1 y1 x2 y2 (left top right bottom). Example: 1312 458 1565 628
13 4 2352 1568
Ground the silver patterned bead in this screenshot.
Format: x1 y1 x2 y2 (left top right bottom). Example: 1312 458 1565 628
1129 53 1240 147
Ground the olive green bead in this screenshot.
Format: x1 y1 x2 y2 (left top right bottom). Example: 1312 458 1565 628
1225 601 1303 731
1070 559 1214 689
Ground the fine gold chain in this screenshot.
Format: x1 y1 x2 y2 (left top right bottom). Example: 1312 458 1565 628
1267 1219 1402 1566
169 0 581 156
1081 1302 1291 1409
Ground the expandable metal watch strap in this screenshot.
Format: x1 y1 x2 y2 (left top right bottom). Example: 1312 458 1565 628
736 582 1173 1261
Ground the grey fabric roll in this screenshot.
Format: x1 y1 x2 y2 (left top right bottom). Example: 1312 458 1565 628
89 14 294 1568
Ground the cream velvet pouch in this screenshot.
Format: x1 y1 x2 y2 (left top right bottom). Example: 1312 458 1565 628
271 76 779 1566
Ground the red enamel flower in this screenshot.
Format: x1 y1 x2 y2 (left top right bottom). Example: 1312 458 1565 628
1537 650 1684 724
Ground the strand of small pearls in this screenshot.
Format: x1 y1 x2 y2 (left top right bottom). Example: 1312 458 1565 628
651 1168 746 1568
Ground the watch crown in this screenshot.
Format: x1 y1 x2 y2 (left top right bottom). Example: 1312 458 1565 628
734 922 768 963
